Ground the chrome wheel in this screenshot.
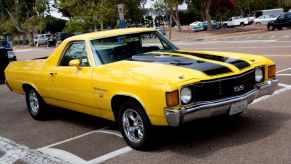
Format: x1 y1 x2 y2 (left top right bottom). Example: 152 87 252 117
122 109 144 143
29 90 39 113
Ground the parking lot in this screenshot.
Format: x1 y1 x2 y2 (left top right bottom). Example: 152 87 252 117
1 30 291 164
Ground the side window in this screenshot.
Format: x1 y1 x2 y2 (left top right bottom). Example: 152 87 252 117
278 15 284 20
59 41 90 67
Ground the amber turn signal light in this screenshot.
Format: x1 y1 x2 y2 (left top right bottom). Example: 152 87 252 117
166 90 179 107
268 65 276 79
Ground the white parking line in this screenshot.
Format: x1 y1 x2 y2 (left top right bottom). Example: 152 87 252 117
89 146 132 164
0 136 64 164
14 49 33 52
277 74 291 77
174 40 284 46
279 83 291 88
37 129 132 164
252 83 291 104
277 68 291 73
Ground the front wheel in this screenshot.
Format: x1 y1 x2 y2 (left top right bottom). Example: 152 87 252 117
268 25 275 31
25 88 47 120
118 101 153 150
240 22 245 27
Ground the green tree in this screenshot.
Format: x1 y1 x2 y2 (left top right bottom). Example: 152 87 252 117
0 0 49 45
58 0 146 32
154 0 184 32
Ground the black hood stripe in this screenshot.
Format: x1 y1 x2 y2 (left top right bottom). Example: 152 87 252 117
172 51 250 70
130 53 232 76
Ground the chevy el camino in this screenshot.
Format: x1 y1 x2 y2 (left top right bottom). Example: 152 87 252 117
5 28 278 150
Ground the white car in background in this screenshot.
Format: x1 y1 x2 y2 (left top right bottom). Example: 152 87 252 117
254 15 277 25
33 34 50 47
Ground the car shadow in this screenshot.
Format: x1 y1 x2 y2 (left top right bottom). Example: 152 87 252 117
32 105 290 157
45 106 115 130
152 108 290 158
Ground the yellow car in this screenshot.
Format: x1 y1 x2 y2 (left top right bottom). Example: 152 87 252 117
5 28 278 150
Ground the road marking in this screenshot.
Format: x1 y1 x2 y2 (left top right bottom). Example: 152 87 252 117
277 74 291 77
14 48 53 53
282 35 290 38
174 40 284 45
14 49 33 52
38 147 87 164
252 83 291 104
88 146 132 164
277 68 291 73
0 136 64 164
263 55 291 57
38 127 110 149
279 83 291 88
38 129 132 164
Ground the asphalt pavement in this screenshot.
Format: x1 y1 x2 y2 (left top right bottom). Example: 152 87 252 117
1 30 291 164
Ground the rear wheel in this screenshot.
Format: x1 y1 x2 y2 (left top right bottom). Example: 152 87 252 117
25 88 47 120
268 25 275 31
278 26 283 30
118 101 153 150
256 22 261 25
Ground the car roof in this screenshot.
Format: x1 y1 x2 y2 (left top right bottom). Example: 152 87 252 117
67 28 156 41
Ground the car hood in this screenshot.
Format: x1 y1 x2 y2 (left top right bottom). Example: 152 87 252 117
98 50 273 86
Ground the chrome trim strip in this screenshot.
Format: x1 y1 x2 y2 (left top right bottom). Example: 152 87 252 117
166 79 278 127
183 89 258 113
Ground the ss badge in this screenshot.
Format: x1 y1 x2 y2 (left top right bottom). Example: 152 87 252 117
234 85 244 92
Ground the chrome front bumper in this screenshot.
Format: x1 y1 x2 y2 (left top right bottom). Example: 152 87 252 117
165 79 279 127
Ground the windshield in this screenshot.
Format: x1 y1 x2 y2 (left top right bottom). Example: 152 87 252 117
91 31 178 64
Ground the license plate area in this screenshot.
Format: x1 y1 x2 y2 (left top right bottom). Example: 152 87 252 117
229 100 248 116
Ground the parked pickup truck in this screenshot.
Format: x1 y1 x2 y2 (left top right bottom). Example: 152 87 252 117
223 16 253 28
5 28 278 150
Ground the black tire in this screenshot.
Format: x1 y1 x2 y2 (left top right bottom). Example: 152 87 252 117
256 22 261 25
268 25 275 31
278 26 283 30
118 101 153 150
240 22 245 27
223 24 228 28
25 87 47 120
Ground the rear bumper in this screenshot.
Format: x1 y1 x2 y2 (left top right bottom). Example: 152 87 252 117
165 79 279 127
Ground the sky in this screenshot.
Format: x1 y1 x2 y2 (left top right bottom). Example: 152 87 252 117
50 0 188 20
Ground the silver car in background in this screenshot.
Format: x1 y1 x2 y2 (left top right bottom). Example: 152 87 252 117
254 15 277 25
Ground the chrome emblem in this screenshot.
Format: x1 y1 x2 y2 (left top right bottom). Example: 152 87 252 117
234 85 244 92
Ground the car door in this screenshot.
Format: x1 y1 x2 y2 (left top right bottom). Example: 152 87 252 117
276 14 287 27
287 14 291 27
49 41 96 108
262 15 268 24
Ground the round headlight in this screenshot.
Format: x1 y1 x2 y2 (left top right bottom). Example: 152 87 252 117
255 67 263 82
181 87 192 104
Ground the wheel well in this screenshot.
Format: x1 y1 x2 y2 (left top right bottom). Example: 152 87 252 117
22 84 33 93
111 95 148 122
